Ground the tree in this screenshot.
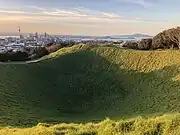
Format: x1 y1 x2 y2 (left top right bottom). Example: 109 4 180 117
152 27 180 49
137 38 152 50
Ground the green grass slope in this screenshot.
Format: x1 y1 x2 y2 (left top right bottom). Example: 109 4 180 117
1 45 180 129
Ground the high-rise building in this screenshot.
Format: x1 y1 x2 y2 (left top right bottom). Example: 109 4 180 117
45 32 47 38
35 32 38 40
20 35 24 40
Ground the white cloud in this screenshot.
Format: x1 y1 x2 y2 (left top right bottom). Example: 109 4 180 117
115 0 152 8
26 5 46 11
42 9 88 17
132 0 152 8
0 5 158 24
0 10 25 14
101 12 121 18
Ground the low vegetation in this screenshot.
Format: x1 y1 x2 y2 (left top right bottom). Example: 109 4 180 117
1 44 180 134
1 114 180 135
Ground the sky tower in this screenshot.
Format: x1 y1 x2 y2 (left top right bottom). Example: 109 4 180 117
18 25 21 33
18 25 24 39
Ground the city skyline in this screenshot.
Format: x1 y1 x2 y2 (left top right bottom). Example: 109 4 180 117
0 0 180 36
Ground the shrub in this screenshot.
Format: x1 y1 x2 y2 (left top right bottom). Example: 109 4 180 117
137 38 152 50
152 27 180 49
46 44 63 53
122 41 138 49
0 50 29 62
28 47 49 59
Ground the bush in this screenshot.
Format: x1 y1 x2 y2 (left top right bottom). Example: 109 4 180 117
152 27 180 49
61 40 76 47
29 47 49 59
137 38 152 50
0 50 29 62
46 44 63 53
122 41 139 49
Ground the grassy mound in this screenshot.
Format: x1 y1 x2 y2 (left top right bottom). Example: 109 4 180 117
1 45 180 134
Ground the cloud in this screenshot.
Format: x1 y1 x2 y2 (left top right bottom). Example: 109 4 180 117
115 0 152 8
0 10 26 14
101 12 121 18
26 5 46 11
42 9 88 17
131 0 152 8
0 5 158 24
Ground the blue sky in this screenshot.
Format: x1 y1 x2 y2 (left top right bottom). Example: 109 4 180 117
0 0 179 35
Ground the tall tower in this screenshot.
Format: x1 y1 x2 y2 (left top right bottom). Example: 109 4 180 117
18 25 21 36
18 26 24 40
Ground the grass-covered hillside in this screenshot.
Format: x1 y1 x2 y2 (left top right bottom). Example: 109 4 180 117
1 45 180 134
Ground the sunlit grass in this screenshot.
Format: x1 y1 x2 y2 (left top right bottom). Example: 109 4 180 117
1 114 180 135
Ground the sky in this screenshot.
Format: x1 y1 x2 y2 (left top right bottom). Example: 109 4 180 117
0 0 180 36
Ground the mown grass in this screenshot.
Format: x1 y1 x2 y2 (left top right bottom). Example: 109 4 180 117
1 45 180 134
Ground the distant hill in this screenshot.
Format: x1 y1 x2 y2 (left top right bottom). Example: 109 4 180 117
108 33 153 39
129 33 153 37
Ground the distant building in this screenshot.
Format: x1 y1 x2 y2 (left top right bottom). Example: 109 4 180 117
44 32 47 38
20 35 24 40
35 32 38 40
0 39 5 45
